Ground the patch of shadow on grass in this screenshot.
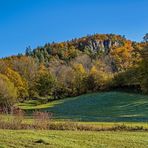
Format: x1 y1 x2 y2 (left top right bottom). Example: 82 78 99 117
42 92 148 122
34 139 49 145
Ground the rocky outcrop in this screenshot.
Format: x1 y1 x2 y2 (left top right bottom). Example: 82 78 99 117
79 39 121 54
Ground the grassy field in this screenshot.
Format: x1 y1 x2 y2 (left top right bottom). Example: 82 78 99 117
1 91 148 148
18 91 148 122
0 130 147 148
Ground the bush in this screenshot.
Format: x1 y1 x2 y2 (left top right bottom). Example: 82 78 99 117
33 111 52 130
0 107 25 130
8 108 25 130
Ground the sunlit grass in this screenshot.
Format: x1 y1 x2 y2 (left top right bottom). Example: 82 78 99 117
0 130 148 148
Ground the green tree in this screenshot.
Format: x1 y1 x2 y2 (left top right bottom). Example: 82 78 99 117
34 65 56 97
139 46 148 93
143 33 148 42
25 46 32 56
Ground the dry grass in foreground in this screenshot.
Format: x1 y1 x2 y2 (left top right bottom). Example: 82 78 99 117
0 110 148 131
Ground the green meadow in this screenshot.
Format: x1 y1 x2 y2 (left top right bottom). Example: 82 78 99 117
18 91 148 122
0 91 147 148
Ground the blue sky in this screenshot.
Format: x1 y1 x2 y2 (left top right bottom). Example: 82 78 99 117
0 0 148 57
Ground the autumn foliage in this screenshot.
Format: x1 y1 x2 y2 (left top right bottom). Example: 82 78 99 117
0 33 148 109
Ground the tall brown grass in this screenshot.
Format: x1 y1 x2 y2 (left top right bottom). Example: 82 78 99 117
33 111 52 130
0 107 147 131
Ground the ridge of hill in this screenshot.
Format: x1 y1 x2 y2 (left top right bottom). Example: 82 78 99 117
24 33 144 74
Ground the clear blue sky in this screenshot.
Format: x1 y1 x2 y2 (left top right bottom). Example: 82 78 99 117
0 0 148 57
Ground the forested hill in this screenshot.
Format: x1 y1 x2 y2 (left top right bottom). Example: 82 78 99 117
0 33 148 110
26 34 142 73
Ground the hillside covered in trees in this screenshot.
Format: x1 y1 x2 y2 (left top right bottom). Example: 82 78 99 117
0 33 148 110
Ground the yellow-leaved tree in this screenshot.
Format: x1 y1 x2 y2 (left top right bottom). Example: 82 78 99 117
87 66 113 91
73 64 87 95
3 67 28 100
0 74 17 109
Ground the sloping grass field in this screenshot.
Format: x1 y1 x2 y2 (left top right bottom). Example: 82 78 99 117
18 91 148 122
0 130 148 148
1 91 148 148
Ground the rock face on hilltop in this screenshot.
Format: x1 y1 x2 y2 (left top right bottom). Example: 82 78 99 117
79 39 122 54
69 34 125 54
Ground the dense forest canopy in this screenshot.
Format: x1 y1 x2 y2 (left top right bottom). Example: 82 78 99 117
0 33 148 109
